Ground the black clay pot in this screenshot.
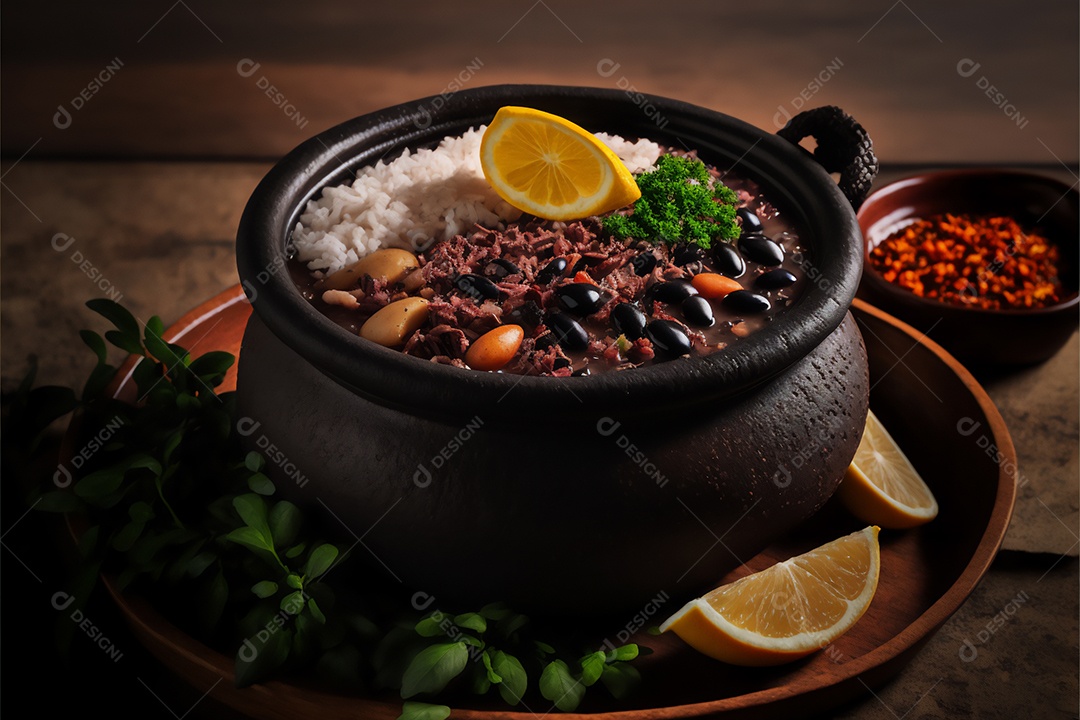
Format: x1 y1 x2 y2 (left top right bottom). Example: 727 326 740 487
235 86 874 616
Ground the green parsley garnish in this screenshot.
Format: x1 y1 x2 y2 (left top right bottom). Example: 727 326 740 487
603 154 740 249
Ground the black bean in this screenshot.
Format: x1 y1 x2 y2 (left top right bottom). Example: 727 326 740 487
712 243 746 278
755 268 797 290
611 302 647 341
552 357 572 371
673 244 706 267
739 235 785 267
454 273 500 300
487 258 521 278
630 252 658 276
682 295 715 327
723 290 771 313
646 320 692 358
572 366 591 377
507 300 543 327
571 258 588 274
535 257 567 284
738 207 763 234
555 283 605 316
649 279 699 304
547 312 589 352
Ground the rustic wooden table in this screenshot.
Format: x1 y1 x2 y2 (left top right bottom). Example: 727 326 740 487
2 0 1077 716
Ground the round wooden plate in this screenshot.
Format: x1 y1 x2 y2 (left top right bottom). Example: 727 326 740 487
80 286 1016 719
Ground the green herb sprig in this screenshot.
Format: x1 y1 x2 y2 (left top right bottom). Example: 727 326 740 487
603 154 740 249
19 298 647 718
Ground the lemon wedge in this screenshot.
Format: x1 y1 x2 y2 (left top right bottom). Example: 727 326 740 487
839 409 939 529
661 526 880 666
480 106 640 221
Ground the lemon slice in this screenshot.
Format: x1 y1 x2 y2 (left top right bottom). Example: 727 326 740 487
839 410 939 529
480 106 640 221
660 526 880 666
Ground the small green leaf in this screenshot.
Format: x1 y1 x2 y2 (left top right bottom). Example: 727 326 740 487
534 641 555 655
146 315 165 339
481 649 502 684
129 501 155 523
233 494 272 542
247 473 275 496
111 520 145 552
459 634 483 649
580 650 606 687
197 569 228 633
400 642 469 699
608 644 639 662
281 590 305 615
308 597 326 624
105 329 145 355
539 659 584 712
491 651 527 706
251 581 278 598
224 526 273 553
500 613 529 638
234 627 292 687
79 330 108 364
186 551 217 578
396 702 451 720
415 616 446 638
77 525 100 558
73 469 124 499
599 662 640 700
87 299 140 343
284 542 306 559
304 543 338 578
188 351 235 379
453 612 487 634
269 503 300 544
244 451 264 472
35 491 83 513
479 601 512 621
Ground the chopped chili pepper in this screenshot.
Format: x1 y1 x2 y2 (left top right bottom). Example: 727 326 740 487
868 213 1070 310
573 270 593 284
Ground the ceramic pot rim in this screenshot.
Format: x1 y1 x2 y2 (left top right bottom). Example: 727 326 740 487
236 84 863 418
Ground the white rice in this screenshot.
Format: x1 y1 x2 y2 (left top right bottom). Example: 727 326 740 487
291 127 663 274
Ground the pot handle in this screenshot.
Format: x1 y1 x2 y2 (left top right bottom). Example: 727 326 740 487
776 106 879 210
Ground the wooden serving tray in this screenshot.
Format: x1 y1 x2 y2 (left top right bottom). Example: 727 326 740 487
82 287 1016 719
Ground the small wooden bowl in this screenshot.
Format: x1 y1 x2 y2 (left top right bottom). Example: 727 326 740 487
856 170 1079 366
